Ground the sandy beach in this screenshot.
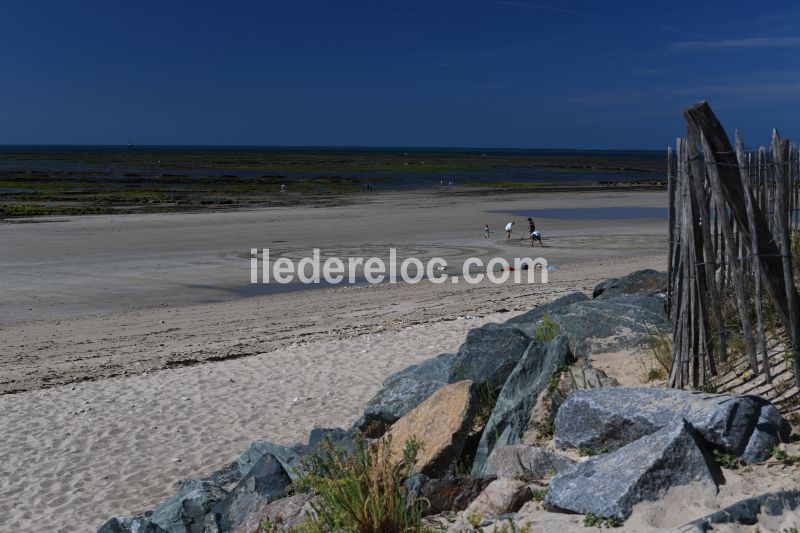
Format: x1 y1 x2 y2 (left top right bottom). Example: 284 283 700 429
0 189 668 531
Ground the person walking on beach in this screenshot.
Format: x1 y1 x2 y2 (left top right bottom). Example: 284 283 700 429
530 229 543 247
505 221 514 240
521 217 536 241
484 224 491 239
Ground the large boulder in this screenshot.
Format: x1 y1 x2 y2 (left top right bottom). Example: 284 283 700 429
593 269 667 299
237 440 310 480
307 427 358 453
554 387 790 463
149 480 228 533
464 478 533 519
547 365 618 416
546 419 718 520
448 324 532 390
520 363 618 446
503 292 589 336
356 377 447 437
386 380 478 477
200 461 242 491
484 445 575 479
98 463 244 533
546 294 667 356
231 493 314 533
383 353 454 387
684 490 800 532
97 513 165 533
472 336 572 475
404 474 495 516
209 454 292 532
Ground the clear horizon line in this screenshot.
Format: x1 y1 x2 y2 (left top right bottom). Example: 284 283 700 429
0 143 665 152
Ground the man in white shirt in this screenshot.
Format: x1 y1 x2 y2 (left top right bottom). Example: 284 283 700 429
505 221 514 240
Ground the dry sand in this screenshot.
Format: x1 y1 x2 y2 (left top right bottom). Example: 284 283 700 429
0 190 671 532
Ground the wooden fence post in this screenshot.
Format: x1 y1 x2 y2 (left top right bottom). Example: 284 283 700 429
773 131 800 386
736 131 771 382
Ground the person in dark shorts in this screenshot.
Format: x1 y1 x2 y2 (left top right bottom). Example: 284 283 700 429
521 217 535 241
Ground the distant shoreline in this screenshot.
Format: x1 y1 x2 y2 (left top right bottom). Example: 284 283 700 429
0 182 668 220
0 144 666 153
0 148 666 218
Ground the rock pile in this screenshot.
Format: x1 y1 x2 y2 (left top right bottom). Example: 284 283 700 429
99 269 796 532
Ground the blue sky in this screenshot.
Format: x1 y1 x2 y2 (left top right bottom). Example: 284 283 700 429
1 1 799 148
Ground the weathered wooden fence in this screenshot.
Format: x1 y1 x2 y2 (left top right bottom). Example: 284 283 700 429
667 102 800 389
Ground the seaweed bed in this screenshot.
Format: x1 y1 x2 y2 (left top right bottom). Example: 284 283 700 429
0 147 667 217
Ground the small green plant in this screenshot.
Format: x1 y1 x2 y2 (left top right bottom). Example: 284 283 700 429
535 312 561 342
467 510 484 528
726 334 746 357
699 382 718 393
712 449 741 470
473 380 498 429
784 350 795 372
493 516 534 533
535 418 555 440
255 518 280 532
578 446 607 457
646 367 665 382
569 369 579 391
583 513 623 528
530 488 547 501
449 457 471 476
645 325 673 374
578 446 596 457
292 435 426 532
772 445 789 461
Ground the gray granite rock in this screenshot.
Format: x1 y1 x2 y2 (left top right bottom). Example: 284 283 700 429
210 454 292 532
593 269 667 299
547 294 667 356
548 365 619 416
237 440 310 480
546 419 718 519
472 336 572 475
307 427 358 453
97 513 166 533
484 445 575 479
383 353 454 387
149 480 228 533
554 387 790 463
503 292 589 336
683 490 800 531
448 323 533 390
200 461 241 491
